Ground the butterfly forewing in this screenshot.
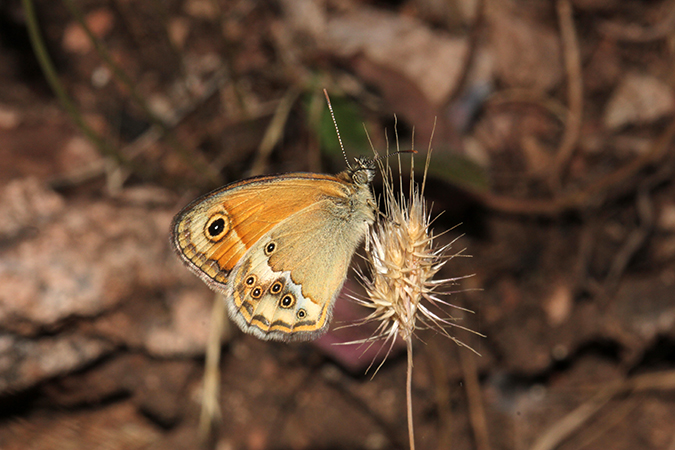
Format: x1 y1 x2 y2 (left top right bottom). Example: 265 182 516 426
171 168 375 341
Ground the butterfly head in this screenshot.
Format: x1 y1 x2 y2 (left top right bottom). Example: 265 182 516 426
349 156 376 186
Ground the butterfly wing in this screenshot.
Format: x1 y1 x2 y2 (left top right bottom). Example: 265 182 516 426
226 182 375 341
171 174 351 292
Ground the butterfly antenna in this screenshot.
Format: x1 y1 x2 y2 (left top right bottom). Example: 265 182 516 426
323 89 351 170
409 124 415 200
421 116 437 196
393 115 404 198
372 148 417 165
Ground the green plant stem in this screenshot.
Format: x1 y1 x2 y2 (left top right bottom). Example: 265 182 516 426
61 0 153 122
21 0 135 171
60 0 222 186
406 338 416 450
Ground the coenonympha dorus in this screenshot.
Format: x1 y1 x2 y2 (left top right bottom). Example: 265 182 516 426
171 158 375 341
171 95 376 341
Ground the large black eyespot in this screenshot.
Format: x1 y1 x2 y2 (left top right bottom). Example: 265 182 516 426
279 294 295 309
264 242 276 255
245 275 256 286
204 212 230 242
297 309 307 319
251 287 263 299
269 280 283 295
208 219 224 236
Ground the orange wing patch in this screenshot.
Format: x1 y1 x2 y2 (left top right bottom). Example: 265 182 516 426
171 174 350 291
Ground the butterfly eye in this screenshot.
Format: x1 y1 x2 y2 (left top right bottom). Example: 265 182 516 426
245 275 256 286
251 287 263 299
269 280 283 295
204 213 230 242
296 309 306 319
279 294 295 309
264 242 276 255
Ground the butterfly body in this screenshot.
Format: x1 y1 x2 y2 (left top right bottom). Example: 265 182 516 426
171 158 376 341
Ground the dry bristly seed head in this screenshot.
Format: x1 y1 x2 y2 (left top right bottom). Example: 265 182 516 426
351 151 479 360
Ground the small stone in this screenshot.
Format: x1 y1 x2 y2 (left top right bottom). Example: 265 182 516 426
62 8 115 54
0 105 20 129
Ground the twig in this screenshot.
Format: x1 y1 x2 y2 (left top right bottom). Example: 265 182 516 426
574 397 640 450
572 213 596 294
442 0 485 107
47 160 107 189
602 190 653 293
47 69 230 190
601 156 673 296
486 89 568 123
459 345 491 450
60 0 221 185
529 370 675 450
249 86 302 176
475 114 675 216
61 0 165 127
121 67 226 158
426 339 454 450
22 0 137 172
598 0 675 43
552 0 583 188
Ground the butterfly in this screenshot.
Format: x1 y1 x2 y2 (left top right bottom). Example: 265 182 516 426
171 156 376 341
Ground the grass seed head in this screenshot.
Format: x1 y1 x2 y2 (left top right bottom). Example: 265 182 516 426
355 149 475 351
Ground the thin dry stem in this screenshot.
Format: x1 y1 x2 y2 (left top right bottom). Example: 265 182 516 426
406 338 415 450
552 0 583 188
460 343 491 450
198 293 230 444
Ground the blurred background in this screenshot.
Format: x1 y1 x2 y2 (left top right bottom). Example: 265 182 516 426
1 0 675 449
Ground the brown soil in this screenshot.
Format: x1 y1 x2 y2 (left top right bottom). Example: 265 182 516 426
1 1 675 449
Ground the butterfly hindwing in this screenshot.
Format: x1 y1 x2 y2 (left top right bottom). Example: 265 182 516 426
226 185 374 341
227 236 327 341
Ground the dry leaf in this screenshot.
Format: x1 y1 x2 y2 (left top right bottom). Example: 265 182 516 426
309 4 469 143
604 72 675 129
324 7 468 106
